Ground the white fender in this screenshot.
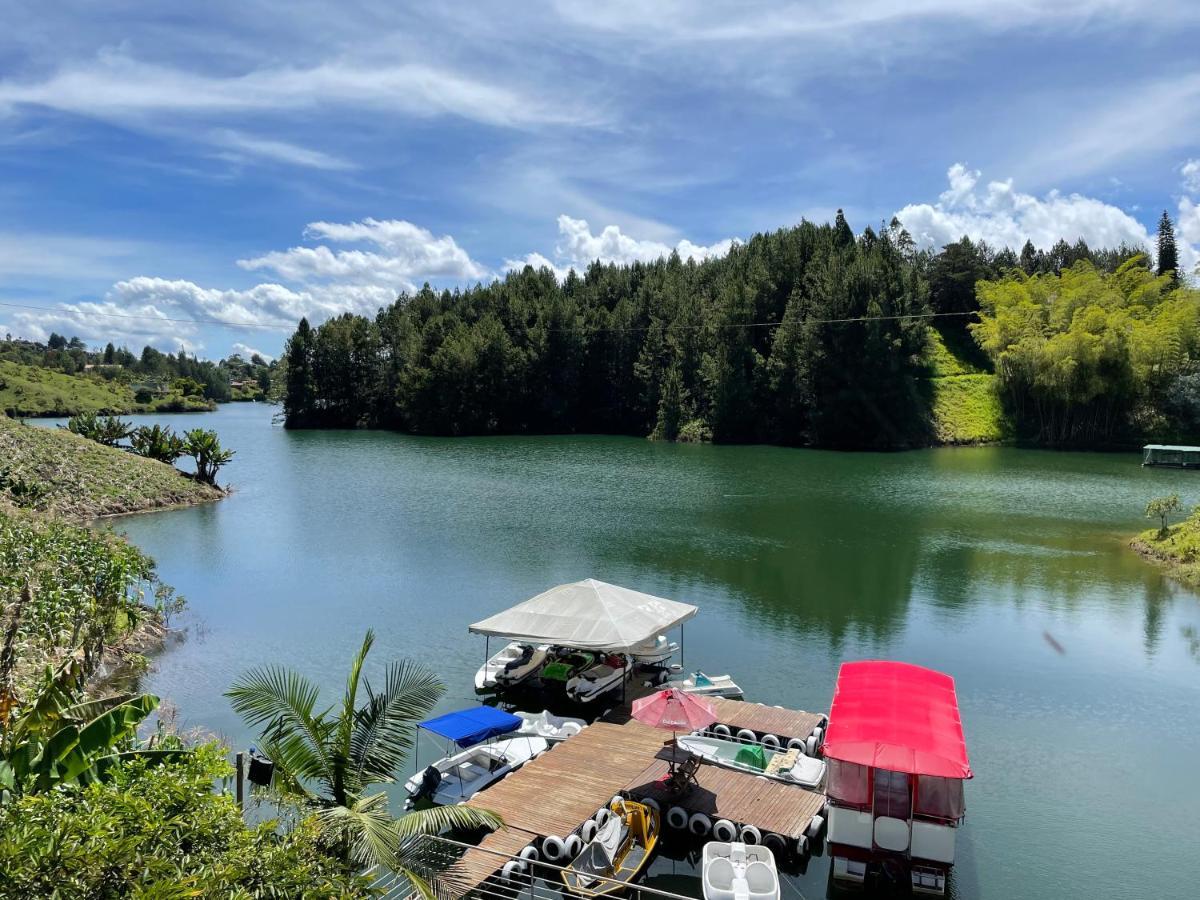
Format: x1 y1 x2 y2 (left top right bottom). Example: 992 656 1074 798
712 818 738 842
811 726 824 744
805 735 817 756
594 807 612 827
667 806 690 830
580 819 598 842
519 845 540 862
541 835 566 862
713 724 732 738
740 824 762 845
564 833 583 858
610 794 625 810
806 815 825 839
787 737 806 753
796 834 810 857
501 860 527 883
761 734 781 751
736 728 757 744
563 721 583 737
688 812 713 836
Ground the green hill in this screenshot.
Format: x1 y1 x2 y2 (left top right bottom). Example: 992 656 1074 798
0 360 213 417
923 328 1010 445
0 415 223 520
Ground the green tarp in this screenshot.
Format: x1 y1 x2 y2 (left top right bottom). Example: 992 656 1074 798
734 744 767 771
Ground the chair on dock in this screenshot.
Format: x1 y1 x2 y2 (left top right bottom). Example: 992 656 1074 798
659 752 700 798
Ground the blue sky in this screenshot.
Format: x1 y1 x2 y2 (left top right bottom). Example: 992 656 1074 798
2 1 1199 359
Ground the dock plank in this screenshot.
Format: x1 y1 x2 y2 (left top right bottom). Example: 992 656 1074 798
707 697 824 743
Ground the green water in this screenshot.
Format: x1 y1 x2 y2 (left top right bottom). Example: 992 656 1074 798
78 404 1200 899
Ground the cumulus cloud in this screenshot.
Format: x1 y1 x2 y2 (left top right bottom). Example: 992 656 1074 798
1183 159 1200 194
230 342 275 362
506 214 737 278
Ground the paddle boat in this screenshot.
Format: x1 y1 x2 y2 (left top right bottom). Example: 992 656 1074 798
702 842 781 900
562 797 660 896
403 707 548 808
515 709 586 741
540 649 597 690
676 735 826 788
672 671 744 700
566 654 631 703
475 642 550 693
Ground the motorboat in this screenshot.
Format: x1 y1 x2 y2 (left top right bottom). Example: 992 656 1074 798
702 842 781 900
540 649 597 690
403 735 547 807
566 655 630 703
676 735 825 788
474 642 550 693
672 671 744 700
403 706 547 808
629 634 679 667
563 798 660 896
515 709 586 742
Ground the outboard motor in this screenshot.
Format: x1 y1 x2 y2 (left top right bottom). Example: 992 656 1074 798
410 765 442 803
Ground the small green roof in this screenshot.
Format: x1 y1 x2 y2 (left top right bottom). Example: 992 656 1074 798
1144 445 1200 451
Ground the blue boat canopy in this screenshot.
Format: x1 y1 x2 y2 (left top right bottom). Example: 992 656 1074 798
418 706 522 747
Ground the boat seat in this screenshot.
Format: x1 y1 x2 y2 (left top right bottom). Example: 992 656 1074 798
457 762 489 782
707 857 735 891
745 861 775 893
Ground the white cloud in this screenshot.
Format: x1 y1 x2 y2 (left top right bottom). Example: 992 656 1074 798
211 130 355 171
230 342 275 362
1183 159 1200 195
504 215 737 279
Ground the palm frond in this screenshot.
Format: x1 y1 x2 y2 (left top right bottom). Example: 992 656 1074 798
334 630 375 797
350 660 443 789
394 803 503 839
314 791 401 870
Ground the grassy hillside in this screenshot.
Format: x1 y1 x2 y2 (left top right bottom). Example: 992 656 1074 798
0 360 213 417
1131 518 1200 589
0 415 223 519
923 328 1010 444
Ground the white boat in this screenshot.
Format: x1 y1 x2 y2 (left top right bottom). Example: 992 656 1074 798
702 842 780 900
676 735 825 788
673 671 744 700
566 655 630 703
474 642 550 693
403 735 548 807
515 709 586 742
629 634 679 666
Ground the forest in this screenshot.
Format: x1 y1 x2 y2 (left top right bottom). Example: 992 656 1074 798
282 212 1195 448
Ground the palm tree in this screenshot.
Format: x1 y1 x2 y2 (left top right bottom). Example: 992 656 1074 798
226 630 501 894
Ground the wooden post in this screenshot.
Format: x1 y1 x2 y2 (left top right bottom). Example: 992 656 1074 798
235 751 245 811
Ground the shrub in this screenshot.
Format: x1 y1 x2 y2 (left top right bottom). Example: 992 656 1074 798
129 424 185 463
183 428 234 486
66 413 131 446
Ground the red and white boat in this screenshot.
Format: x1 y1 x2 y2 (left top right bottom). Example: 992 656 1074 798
822 661 972 897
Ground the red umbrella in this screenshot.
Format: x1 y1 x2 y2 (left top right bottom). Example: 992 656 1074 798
632 688 717 773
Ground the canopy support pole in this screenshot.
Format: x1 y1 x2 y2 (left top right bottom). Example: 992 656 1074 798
680 624 685 672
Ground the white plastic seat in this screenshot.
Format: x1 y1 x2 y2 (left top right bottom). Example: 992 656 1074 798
707 857 735 890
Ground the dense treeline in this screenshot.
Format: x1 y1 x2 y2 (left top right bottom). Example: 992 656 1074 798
285 212 1177 448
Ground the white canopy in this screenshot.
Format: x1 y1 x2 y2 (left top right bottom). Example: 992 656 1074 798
469 579 697 651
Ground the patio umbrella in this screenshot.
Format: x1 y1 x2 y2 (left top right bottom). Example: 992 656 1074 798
631 688 717 773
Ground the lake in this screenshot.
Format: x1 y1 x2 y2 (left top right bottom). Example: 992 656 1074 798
66 403 1200 899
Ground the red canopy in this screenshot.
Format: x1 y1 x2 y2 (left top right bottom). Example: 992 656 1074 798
822 660 972 779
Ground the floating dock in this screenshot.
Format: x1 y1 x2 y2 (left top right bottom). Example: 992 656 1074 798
449 706 827 896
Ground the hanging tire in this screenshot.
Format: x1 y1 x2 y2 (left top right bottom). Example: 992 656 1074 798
787 737 806 753
642 797 661 815
501 860 527 883
712 818 738 842
688 812 712 836
796 835 810 857
740 824 762 845
805 735 817 756
713 724 732 738
811 726 824 744
580 819 598 842
610 794 625 810
764 832 788 855
564 833 583 858
736 728 757 744
594 808 612 827
761 734 781 751
806 814 825 839
667 806 690 830
541 835 566 862
519 845 540 862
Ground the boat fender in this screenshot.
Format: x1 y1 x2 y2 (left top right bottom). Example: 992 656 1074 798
563 722 583 737
818 714 829 729
796 835 810 857
541 835 566 862
806 815 825 839
610 794 625 810
812 726 824 744
594 807 613 827
787 737 806 753
564 833 584 858
501 860 527 883
736 728 757 744
761 734 781 751
667 806 690 830
712 818 738 842
688 812 712 836
713 724 732 739
519 845 540 862
764 832 788 857
580 819 598 842
821 800 830 819
740 824 762 845
642 797 661 815
805 735 818 756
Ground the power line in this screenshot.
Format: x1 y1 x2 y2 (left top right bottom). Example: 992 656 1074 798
0 299 978 335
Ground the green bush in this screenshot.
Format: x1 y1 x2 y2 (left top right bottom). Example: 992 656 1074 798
129 424 186 463
0 744 373 899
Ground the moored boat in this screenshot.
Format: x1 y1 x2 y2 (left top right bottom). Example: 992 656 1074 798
629 634 679 666
566 654 630 703
676 734 825 788
672 671 744 699
515 709 586 741
562 798 660 896
540 649 597 690
475 642 550 693
702 842 781 900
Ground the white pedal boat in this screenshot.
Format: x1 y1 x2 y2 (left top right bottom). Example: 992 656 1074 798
403 735 547 807
566 656 630 703
676 735 825 788
515 709 586 742
474 642 550 693
673 671 744 700
702 842 780 900
629 634 679 666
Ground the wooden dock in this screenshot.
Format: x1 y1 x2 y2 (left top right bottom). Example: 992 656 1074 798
706 697 825 743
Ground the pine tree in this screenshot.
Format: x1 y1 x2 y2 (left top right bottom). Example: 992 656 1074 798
1156 210 1178 282
833 209 854 249
103 342 115 364
284 317 316 426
